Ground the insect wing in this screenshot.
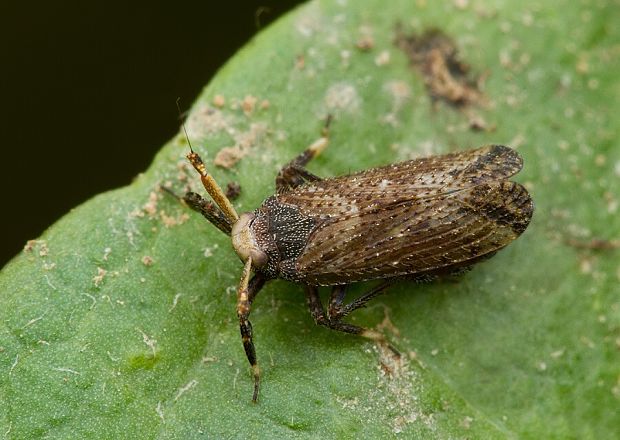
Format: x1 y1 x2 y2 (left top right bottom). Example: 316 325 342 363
277 145 533 285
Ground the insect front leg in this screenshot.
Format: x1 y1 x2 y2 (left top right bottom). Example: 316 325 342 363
236 259 267 402
276 115 332 192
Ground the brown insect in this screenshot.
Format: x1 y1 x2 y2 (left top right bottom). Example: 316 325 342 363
170 117 533 402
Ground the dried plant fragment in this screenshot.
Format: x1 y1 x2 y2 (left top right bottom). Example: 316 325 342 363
395 28 485 108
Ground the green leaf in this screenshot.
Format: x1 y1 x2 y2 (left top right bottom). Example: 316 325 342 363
2 0 618 438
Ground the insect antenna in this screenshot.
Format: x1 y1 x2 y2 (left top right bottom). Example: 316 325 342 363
176 98 196 154
176 99 240 225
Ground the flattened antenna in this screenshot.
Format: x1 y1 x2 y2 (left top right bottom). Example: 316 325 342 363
176 98 239 223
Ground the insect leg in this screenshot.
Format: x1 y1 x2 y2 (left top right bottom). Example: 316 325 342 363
329 281 393 322
247 272 267 304
327 285 347 320
160 186 232 235
305 285 328 324
276 115 332 191
236 258 264 402
305 285 390 346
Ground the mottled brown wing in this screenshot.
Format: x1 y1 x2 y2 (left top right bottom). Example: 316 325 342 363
276 145 533 286
278 145 523 218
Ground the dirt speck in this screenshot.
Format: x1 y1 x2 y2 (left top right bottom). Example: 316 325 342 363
603 192 618 214
242 95 258 116
566 237 620 250
580 336 595 349
537 361 547 371
93 267 107 287
453 0 469 10
509 133 525 149
579 256 594 274
381 80 411 126
550 349 565 359
356 36 375 51
375 344 436 434
594 154 606 167
461 415 474 429
186 105 234 140
160 210 190 228
38 242 49 257
521 11 534 26
325 82 361 113
294 54 305 70
576 53 589 74
141 255 154 266
213 122 269 169
203 244 219 258
23 239 49 257
376 307 401 337
468 113 494 132
225 181 242 200
385 80 411 103
295 9 320 37
212 95 226 108
340 49 352 67
214 146 245 168
395 28 485 108
612 376 620 398
143 191 159 217
375 50 391 66
336 308 435 434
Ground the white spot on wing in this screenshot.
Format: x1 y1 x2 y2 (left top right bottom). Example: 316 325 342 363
378 179 391 190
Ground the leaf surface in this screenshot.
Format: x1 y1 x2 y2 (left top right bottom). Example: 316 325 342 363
1 1 619 438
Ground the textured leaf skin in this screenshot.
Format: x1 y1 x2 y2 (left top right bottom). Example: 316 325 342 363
1 0 619 438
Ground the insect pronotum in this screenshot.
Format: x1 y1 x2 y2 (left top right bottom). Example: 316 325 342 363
171 116 534 402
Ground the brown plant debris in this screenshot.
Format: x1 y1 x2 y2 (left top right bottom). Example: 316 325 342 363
225 181 242 200
565 237 620 250
395 28 484 108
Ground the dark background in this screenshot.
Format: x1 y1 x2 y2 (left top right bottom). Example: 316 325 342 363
0 1 305 267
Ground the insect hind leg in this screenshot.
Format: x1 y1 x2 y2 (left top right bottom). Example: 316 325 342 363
305 284 398 354
276 115 332 192
328 281 393 322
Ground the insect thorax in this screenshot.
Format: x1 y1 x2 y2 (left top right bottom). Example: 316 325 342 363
248 196 317 282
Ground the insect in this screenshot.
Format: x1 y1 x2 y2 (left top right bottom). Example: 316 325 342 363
171 116 533 402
